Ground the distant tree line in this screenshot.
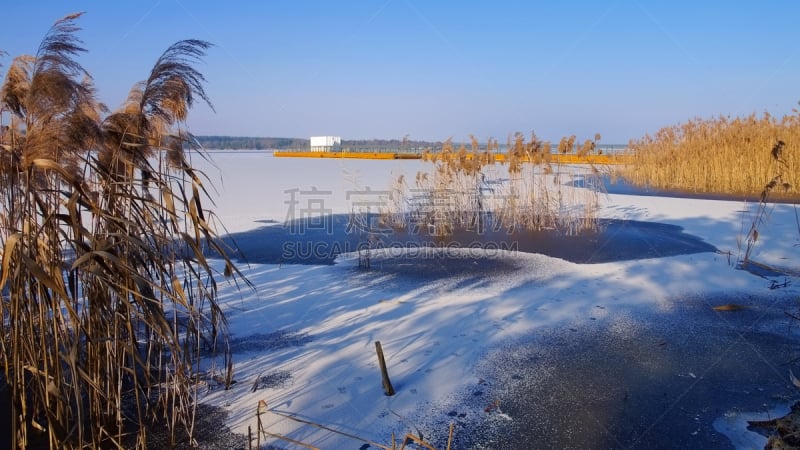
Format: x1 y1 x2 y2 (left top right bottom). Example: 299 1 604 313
194 135 444 150
342 138 443 147
194 135 309 150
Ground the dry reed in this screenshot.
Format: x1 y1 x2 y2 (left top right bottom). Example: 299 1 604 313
0 13 245 449
618 113 800 197
389 133 605 239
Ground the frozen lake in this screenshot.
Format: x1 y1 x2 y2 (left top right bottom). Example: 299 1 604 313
188 151 800 449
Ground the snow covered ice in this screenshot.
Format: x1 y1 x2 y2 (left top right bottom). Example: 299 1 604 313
191 151 800 449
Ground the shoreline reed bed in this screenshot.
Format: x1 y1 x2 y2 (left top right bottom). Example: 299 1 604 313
618 112 800 198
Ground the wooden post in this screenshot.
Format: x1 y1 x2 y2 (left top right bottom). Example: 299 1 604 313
375 341 395 396
446 422 455 450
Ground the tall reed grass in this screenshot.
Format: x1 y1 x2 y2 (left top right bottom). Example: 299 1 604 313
0 14 243 449
385 133 605 240
619 113 800 197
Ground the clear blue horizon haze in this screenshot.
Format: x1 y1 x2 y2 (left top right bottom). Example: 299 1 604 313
1 1 799 144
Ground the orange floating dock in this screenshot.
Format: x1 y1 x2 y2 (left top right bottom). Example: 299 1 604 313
273 151 629 164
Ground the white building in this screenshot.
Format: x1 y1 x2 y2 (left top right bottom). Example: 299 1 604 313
310 136 341 152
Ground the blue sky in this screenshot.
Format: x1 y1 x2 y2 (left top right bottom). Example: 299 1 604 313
2 1 799 143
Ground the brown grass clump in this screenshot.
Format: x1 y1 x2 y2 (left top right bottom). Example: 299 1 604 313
0 13 245 449
388 133 605 239
618 113 800 197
